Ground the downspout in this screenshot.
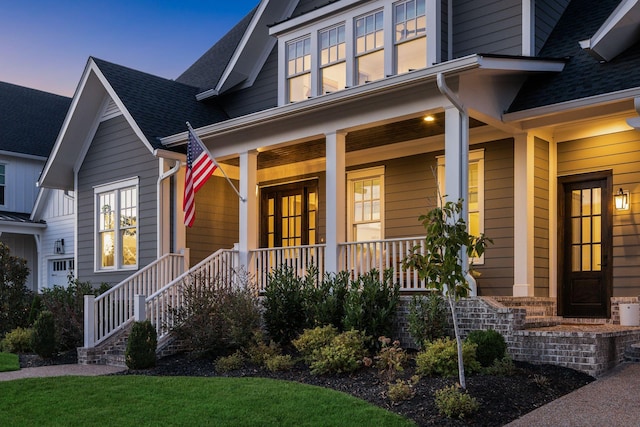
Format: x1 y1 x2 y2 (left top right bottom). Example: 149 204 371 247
155 152 182 258
436 73 475 296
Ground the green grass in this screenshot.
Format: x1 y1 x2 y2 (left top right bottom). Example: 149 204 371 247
0 352 19 372
0 376 415 426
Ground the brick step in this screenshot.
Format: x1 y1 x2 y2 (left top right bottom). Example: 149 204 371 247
523 306 548 317
624 343 640 362
524 316 563 329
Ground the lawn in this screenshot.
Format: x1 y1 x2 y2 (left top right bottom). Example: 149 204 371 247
0 375 414 426
0 352 19 372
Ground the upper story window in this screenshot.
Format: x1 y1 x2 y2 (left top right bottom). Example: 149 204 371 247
394 0 426 74
355 10 385 85
0 164 5 206
287 36 312 103
320 24 346 94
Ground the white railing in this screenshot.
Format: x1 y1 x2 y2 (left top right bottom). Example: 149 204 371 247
84 252 187 347
146 248 238 342
251 244 326 292
339 236 428 291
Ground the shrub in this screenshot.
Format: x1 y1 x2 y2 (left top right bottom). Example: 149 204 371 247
265 354 295 372
1 327 33 353
243 331 282 366
0 243 33 337
407 293 449 348
484 355 516 376
309 329 369 375
415 337 481 377
215 351 245 373
387 376 419 403
125 320 157 369
375 337 407 383
465 329 507 368
31 311 56 358
434 385 480 419
292 325 339 363
342 269 400 349
262 266 309 345
170 273 261 357
304 271 349 329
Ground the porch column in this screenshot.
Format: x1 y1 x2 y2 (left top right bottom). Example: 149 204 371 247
239 150 258 270
513 133 535 296
325 131 347 274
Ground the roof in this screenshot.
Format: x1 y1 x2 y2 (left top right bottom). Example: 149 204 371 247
508 0 640 113
0 82 71 157
0 211 45 225
92 58 229 149
176 7 258 92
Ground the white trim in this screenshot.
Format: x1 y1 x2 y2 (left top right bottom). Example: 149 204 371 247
0 161 6 209
0 150 47 161
522 0 534 56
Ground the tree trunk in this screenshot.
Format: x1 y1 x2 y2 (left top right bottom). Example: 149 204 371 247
447 293 466 389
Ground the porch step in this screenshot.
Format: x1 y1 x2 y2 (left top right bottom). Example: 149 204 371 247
104 352 127 368
524 316 563 329
624 343 640 362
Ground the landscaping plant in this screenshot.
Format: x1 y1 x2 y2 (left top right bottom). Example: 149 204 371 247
125 320 157 369
407 292 450 348
31 310 56 358
415 337 481 378
434 385 480 419
0 327 33 353
465 329 507 368
0 242 32 337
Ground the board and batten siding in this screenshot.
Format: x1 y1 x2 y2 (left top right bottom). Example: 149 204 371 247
558 130 640 297
0 155 44 213
77 114 158 287
38 189 75 290
534 137 550 296
0 233 38 291
452 0 522 58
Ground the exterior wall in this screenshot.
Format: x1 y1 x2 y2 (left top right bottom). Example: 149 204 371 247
557 130 640 297
77 115 158 287
0 233 37 291
534 137 550 296
535 0 570 54
452 0 522 57
0 154 43 213
38 189 75 290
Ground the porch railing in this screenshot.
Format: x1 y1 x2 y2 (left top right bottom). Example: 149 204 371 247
339 236 428 291
146 248 238 342
251 244 326 292
84 252 188 347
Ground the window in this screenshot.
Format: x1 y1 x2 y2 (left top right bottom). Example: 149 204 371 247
287 36 312 102
0 163 5 206
355 10 385 85
348 167 385 241
320 24 346 93
437 150 485 263
394 0 426 74
95 178 138 270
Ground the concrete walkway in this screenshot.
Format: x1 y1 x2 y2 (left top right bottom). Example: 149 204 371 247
0 364 125 381
506 362 640 427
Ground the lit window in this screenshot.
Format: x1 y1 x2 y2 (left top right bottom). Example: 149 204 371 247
95 178 138 270
287 36 311 102
394 0 426 74
355 11 384 85
320 24 346 94
348 167 385 241
0 164 5 206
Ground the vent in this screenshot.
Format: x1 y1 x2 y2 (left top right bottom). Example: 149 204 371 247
101 98 122 122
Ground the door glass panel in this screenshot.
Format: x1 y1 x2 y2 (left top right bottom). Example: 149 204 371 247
593 216 601 243
593 244 601 271
572 218 580 244
582 245 591 271
582 189 591 216
570 186 604 272
572 190 581 216
582 217 591 243
592 188 601 215
572 246 580 272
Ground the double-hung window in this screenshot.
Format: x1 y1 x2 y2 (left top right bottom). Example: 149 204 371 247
394 0 427 74
320 24 346 94
348 167 385 241
355 10 384 85
0 163 5 206
95 177 138 271
287 36 312 103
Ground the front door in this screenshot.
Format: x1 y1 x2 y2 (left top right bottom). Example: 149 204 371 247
558 172 612 318
260 181 318 248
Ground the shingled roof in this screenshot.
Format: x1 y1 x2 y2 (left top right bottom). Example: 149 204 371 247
0 81 71 157
92 58 229 149
508 0 640 113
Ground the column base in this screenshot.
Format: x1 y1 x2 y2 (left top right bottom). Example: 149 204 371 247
512 283 534 297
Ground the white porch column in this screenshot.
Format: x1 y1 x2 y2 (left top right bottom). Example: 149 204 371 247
239 150 258 270
513 133 535 296
325 131 347 274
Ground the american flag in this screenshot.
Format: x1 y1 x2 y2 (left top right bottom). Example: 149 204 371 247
183 128 217 227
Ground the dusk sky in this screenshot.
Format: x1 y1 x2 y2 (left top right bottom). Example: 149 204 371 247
1 0 259 97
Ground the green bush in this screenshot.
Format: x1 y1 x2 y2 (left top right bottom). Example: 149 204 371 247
342 269 400 349
31 311 56 358
262 266 309 345
465 329 507 368
309 329 369 375
407 293 449 348
304 271 349 329
1 327 33 353
215 351 245 373
265 354 295 372
415 337 480 377
170 274 261 357
292 325 339 363
387 376 419 403
243 331 282 366
484 355 516 376
434 385 480 419
0 243 33 337
125 320 157 369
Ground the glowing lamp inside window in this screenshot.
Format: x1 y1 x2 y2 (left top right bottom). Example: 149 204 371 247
614 188 630 211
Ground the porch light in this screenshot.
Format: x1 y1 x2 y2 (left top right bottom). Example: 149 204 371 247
614 188 630 211
423 115 435 122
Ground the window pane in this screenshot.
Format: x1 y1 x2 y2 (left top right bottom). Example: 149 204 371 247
571 190 581 216
593 216 601 243
355 223 381 241
572 218 580 244
592 188 601 215
396 37 426 74
593 244 601 271
582 189 591 216
582 217 591 243
121 229 137 266
101 231 115 268
288 73 311 102
357 50 385 84
321 62 346 93
572 245 580 272
582 245 591 271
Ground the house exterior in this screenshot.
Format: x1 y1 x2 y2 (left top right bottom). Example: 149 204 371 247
0 82 72 291
37 0 640 352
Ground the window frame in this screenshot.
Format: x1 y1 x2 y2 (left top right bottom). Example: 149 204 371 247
286 35 312 103
393 0 427 74
347 166 385 242
319 23 347 94
354 9 385 85
93 177 139 272
0 162 6 208
436 149 485 264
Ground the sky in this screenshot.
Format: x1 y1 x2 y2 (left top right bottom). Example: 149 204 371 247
0 0 259 97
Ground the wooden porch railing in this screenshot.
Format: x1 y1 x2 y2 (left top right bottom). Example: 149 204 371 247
84 252 188 347
251 244 326 292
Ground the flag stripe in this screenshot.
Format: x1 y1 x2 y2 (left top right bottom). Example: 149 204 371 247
183 128 217 227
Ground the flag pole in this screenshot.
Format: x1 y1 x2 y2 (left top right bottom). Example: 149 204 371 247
186 122 246 202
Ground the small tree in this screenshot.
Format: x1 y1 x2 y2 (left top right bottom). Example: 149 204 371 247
403 199 490 389
0 242 32 337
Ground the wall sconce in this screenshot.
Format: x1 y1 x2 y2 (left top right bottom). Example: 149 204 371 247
54 239 65 254
614 188 630 211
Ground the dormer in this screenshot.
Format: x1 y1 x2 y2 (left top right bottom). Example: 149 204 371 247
270 0 441 105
